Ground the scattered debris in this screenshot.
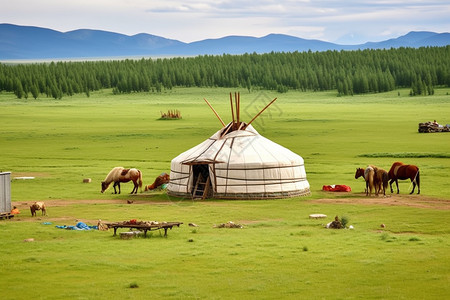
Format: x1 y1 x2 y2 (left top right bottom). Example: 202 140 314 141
326 216 343 229
381 224 386 228
23 238 35 242
82 178 92 183
189 223 199 227
98 219 109 231
127 200 134 204
214 221 243 228
309 214 327 219
418 121 450 133
160 110 182 119
120 231 142 240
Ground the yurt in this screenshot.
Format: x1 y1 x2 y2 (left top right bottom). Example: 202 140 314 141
167 94 310 199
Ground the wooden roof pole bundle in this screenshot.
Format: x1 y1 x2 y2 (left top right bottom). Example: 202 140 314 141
205 92 277 131
203 98 225 127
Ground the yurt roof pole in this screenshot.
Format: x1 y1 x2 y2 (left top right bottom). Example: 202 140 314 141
235 92 240 127
243 97 278 129
203 98 226 127
229 92 235 126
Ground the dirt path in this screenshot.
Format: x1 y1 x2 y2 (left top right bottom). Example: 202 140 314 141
311 193 450 210
15 193 450 210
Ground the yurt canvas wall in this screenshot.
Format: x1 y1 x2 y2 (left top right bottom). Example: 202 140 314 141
168 124 310 199
0 172 11 213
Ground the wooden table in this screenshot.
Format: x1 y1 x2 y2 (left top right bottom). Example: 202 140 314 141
107 222 183 237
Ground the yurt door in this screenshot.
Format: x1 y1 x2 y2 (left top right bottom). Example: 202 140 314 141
192 164 212 199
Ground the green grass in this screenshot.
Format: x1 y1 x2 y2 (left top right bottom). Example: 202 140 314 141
0 87 449 299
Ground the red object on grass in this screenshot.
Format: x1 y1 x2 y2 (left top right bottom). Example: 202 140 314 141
322 185 352 192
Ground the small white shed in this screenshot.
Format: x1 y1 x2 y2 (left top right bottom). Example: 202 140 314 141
0 172 12 213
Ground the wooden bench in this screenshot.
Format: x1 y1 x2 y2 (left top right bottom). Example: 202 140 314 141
0 212 14 220
106 222 183 237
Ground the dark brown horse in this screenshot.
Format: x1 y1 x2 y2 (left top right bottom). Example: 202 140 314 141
374 167 389 196
388 162 420 194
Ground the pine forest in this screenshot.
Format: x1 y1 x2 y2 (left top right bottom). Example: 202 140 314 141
1 46 449 99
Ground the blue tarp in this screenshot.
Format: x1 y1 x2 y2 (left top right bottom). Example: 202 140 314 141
55 222 98 230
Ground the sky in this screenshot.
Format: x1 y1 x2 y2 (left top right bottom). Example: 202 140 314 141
2 0 450 44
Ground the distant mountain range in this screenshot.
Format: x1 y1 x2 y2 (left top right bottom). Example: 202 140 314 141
1 23 449 60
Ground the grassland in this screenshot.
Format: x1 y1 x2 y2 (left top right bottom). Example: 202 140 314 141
0 88 449 299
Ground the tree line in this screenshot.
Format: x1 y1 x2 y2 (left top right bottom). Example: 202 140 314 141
0 46 449 99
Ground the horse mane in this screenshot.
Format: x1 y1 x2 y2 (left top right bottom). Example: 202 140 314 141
103 167 123 184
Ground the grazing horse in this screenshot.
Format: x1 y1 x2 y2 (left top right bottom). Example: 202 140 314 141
355 166 375 196
145 173 170 191
101 167 143 194
373 167 389 196
388 162 420 194
30 202 46 216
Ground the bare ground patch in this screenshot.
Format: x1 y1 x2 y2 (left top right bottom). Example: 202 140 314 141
16 199 175 207
311 193 450 210
11 172 51 178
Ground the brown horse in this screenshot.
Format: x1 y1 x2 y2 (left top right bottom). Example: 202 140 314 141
355 166 375 196
101 167 143 194
373 167 389 196
30 201 46 216
145 173 170 191
388 162 420 194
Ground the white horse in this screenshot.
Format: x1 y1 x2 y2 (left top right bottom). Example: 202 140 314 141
101 167 143 194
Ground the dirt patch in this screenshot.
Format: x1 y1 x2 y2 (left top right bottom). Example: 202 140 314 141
16 199 175 207
236 218 284 225
311 193 450 210
11 172 51 178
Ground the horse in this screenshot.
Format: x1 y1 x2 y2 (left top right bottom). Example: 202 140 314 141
145 173 170 191
373 167 389 196
30 202 46 216
101 167 143 194
355 166 375 196
388 162 420 194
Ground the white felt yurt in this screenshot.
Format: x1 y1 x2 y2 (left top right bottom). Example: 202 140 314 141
167 94 310 199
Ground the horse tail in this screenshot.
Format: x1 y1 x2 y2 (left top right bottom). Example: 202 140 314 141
368 170 374 194
415 168 420 187
382 171 389 185
138 170 143 192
